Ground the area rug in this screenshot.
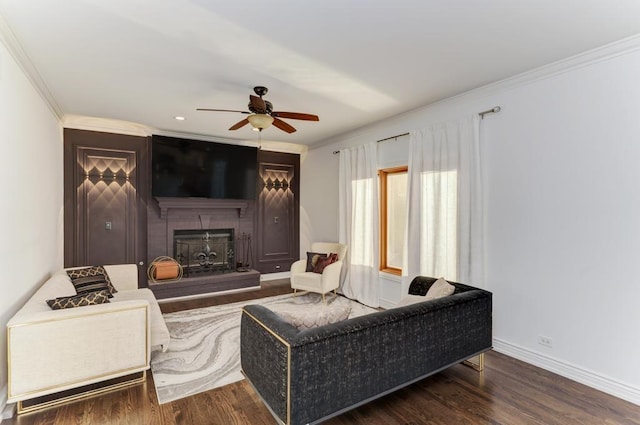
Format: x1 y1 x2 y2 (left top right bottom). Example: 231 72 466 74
150 292 377 404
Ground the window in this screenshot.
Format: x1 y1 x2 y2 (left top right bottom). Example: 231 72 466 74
379 166 407 275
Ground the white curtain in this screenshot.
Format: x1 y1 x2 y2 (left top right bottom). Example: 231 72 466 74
338 142 380 307
403 115 483 286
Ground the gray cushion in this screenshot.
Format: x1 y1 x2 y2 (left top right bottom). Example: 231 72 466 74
269 296 352 330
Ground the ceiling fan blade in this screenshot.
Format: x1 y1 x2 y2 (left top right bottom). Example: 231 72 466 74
272 117 297 134
196 108 250 114
229 118 250 130
272 111 319 121
249 95 267 113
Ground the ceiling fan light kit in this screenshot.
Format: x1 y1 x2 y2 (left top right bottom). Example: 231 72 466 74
247 114 274 131
197 86 319 134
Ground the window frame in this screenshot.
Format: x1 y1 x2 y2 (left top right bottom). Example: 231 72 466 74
379 165 408 276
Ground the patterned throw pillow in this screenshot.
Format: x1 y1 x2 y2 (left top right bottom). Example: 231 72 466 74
313 253 338 274
305 252 328 272
67 266 117 297
47 290 111 310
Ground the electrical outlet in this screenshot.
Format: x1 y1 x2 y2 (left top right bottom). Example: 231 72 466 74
538 336 553 348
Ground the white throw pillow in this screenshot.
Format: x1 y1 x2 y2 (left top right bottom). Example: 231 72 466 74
425 277 455 300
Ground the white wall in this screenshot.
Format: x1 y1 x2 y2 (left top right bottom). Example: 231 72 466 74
0 36 63 414
301 37 640 404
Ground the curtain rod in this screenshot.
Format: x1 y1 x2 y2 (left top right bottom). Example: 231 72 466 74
376 132 410 144
332 132 408 154
333 106 501 154
479 106 501 119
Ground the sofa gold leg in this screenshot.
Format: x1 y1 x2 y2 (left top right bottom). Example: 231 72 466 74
463 353 485 372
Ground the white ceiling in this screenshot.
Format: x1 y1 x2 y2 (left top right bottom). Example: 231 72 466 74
1 0 640 146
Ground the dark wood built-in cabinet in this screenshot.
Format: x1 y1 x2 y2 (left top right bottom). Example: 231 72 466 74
255 150 300 274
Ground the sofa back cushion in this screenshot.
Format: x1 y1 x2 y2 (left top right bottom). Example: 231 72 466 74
102 264 139 292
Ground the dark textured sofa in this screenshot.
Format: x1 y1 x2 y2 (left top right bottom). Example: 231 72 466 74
240 277 492 425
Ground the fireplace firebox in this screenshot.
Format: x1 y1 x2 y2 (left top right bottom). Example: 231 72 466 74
173 229 234 276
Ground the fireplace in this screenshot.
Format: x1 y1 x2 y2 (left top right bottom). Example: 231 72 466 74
147 198 260 299
173 228 234 276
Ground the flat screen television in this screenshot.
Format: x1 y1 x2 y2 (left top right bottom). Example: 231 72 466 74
151 135 258 200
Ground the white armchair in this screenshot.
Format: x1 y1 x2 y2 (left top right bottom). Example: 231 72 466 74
290 242 348 303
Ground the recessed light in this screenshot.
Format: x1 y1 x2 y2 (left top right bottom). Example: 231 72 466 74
174 116 186 121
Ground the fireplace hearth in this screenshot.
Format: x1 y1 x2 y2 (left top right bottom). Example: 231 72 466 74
174 228 234 276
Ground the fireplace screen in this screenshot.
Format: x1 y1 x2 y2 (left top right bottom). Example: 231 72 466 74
173 229 234 276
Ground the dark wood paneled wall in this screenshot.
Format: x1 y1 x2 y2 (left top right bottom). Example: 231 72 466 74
255 150 300 273
64 130 301 284
63 129 150 284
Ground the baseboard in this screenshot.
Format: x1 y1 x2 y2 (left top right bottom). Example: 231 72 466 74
260 271 290 281
0 383 15 421
493 338 640 406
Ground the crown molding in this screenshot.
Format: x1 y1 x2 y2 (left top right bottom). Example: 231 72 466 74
151 128 258 147
151 128 307 153
63 114 153 137
451 33 640 102
152 130 307 154
313 33 640 149
256 140 308 154
0 13 63 121
63 114 307 154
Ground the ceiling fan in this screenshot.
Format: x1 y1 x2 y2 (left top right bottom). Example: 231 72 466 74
197 86 319 134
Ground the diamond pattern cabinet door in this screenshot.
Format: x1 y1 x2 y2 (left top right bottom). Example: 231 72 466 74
255 151 300 274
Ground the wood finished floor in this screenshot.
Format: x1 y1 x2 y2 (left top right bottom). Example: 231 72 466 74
6 280 639 425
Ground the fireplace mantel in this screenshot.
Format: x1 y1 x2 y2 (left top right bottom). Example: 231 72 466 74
155 197 249 219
